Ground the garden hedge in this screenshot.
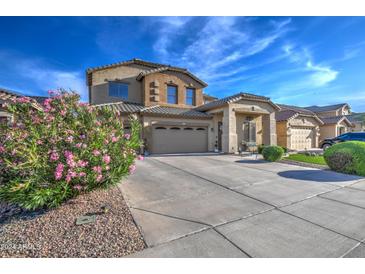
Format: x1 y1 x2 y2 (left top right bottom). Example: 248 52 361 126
0 91 142 210
323 141 365 176
262 145 284 162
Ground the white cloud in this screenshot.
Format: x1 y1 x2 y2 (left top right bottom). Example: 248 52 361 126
281 44 339 88
0 51 87 100
306 61 338 87
18 61 86 97
153 17 292 81
152 17 192 61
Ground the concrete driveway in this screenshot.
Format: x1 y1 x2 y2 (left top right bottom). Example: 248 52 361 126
120 154 365 258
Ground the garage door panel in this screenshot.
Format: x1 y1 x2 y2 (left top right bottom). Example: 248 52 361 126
291 127 314 150
151 126 208 154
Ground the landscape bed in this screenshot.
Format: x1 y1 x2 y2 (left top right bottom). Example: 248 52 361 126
282 153 327 167
0 186 146 258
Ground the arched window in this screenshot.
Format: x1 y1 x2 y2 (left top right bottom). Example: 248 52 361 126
170 127 181 130
155 127 167 130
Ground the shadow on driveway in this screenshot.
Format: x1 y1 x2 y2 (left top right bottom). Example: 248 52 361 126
278 170 356 182
235 160 267 164
148 152 222 158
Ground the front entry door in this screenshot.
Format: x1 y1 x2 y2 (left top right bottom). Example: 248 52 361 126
218 122 223 151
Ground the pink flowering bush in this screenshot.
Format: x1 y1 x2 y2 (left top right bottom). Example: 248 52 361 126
0 91 142 210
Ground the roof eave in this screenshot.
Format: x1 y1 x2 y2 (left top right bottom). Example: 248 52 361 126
140 112 212 120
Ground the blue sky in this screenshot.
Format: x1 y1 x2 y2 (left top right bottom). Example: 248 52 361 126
1 16 365 111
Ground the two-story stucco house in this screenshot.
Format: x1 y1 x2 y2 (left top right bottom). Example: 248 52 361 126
304 103 354 142
88 59 278 154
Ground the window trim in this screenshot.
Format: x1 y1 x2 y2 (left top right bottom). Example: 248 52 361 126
108 81 129 99
185 88 195 106
167 85 178 104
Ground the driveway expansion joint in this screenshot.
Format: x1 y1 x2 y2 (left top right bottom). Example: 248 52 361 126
122 156 365 257
151 157 364 246
318 195 365 211
131 206 252 257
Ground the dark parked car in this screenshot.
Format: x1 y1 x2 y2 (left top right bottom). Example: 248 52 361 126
320 132 365 150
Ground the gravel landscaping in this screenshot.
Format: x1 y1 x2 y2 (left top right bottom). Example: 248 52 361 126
0 186 146 258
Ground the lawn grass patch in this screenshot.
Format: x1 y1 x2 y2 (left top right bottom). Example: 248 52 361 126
284 153 327 166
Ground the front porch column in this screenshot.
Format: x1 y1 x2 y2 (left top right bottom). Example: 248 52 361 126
222 105 237 153
262 112 277 145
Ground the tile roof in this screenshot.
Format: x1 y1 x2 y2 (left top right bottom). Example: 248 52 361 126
304 103 349 113
203 93 218 100
136 66 207 87
275 109 298 122
275 111 324 124
277 104 315 115
140 105 211 119
93 101 145 113
86 58 207 87
29 95 49 104
93 101 211 119
195 92 279 111
275 104 323 123
320 115 353 126
86 58 166 73
0 88 43 110
0 87 24 98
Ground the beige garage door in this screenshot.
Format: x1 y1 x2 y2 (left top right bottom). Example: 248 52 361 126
151 126 208 154
291 127 314 150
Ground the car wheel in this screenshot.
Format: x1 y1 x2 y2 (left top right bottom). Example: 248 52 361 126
322 144 331 150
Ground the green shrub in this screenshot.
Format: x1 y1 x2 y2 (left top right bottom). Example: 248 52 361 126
258 144 266 154
0 91 142 210
324 141 365 176
262 146 284 162
280 146 288 153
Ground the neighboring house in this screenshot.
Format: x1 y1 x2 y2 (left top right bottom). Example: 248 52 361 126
0 88 46 124
348 112 365 132
275 104 323 150
0 88 25 124
203 93 218 104
29 95 49 104
304 103 354 142
88 59 279 154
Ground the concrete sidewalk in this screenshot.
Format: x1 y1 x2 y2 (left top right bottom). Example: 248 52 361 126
120 154 365 258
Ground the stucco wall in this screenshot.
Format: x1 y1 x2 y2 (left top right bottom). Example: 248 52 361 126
89 64 147 105
143 71 204 108
276 121 289 148
319 124 337 142
89 64 205 107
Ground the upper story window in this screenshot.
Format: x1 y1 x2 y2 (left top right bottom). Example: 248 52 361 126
186 88 195 106
109 82 128 99
167 85 177 104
